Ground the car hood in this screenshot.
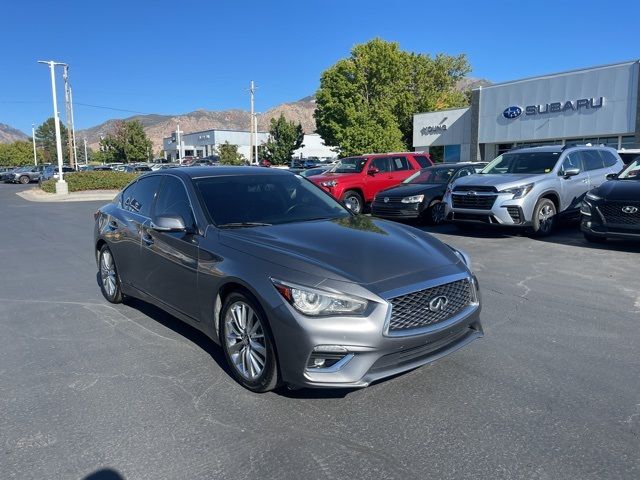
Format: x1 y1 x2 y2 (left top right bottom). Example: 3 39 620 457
219 216 463 286
453 173 542 190
593 179 640 200
377 183 445 198
308 171 361 184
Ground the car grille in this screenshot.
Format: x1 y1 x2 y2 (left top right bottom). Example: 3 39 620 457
372 197 418 216
597 203 640 226
452 194 497 209
453 185 497 192
388 279 474 333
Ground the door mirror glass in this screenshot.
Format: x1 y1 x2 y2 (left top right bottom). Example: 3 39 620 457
151 215 186 232
563 168 580 178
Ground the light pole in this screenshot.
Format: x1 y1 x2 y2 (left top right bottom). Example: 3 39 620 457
38 60 68 194
31 124 37 166
83 138 88 166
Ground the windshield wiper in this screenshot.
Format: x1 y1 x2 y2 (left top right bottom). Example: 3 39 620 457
217 222 272 229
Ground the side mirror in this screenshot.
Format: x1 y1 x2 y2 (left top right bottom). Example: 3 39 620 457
606 173 618 180
151 215 186 232
368 166 380 176
562 168 580 178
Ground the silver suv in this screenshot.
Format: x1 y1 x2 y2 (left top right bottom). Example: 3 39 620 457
443 145 624 236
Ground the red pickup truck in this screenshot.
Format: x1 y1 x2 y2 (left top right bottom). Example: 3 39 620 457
308 152 432 213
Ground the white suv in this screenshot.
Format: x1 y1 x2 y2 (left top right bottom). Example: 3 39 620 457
443 145 624 236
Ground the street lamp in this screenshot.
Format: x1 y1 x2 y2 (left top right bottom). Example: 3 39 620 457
31 124 37 166
38 60 68 194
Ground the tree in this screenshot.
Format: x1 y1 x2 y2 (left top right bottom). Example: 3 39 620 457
0 141 42 166
216 141 245 165
35 117 68 163
315 38 471 156
100 120 152 163
261 114 304 165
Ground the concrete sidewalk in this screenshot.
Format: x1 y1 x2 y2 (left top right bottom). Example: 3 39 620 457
16 187 118 202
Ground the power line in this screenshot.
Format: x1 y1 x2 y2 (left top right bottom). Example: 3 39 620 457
73 102 154 115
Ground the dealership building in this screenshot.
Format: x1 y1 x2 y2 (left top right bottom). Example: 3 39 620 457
163 129 337 161
413 60 640 162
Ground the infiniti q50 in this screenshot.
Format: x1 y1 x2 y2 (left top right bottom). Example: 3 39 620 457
94 167 483 392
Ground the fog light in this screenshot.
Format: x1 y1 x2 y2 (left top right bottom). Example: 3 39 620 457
586 221 592 227
312 358 326 367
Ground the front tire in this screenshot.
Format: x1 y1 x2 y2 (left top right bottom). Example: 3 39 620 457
19 175 30 184
98 245 123 303
220 292 280 393
342 190 363 214
424 199 446 225
531 198 556 237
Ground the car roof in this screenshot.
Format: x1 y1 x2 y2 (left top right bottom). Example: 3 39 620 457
155 166 295 180
508 144 617 154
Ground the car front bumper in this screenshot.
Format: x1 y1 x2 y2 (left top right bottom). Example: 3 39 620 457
270 273 483 389
444 191 536 227
580 202 640 240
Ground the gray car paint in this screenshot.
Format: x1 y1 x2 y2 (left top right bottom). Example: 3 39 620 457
94 167 482 388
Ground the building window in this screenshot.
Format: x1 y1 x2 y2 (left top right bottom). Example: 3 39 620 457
444 145 461 163
621 135 640 149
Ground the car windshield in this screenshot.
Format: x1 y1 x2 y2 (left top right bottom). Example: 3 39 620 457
618 160 640 180
481 152 560 174
330 157 367 173
404 166 458 184
195 174 351 226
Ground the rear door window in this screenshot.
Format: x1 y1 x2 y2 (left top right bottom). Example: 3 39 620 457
581 150 605 171
390 156 411 171
123 176 162 217
561 153 583 173
598 150 619 168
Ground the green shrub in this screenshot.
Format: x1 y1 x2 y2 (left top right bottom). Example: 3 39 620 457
41 171 139 193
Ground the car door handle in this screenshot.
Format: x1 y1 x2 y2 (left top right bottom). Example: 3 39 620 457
141 232 154 245
582 179 589 184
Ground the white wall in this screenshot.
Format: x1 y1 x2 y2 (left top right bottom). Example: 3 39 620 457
292 134 338 159
413 108 471 148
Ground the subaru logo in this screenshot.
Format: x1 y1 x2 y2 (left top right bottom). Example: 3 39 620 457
467 191 477 196
622 206 638 214
428 295 449 313
384 197 389 203
503 106 522 119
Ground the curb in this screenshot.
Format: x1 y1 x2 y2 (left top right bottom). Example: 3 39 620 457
16 188 118 203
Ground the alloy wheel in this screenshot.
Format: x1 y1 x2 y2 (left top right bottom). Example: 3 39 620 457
224 301 267 380
538 204 555 233
100 249 118 299
345 195 361 214
431 202 446 224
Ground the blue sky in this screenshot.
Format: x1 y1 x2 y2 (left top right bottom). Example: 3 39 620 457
2 0 639 134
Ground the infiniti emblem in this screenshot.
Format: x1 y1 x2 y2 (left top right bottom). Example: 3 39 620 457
428 295 449 312
384 197 389 203
622 206 638 214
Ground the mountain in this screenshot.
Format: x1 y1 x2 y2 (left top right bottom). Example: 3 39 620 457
0 123 28 143
79 97 317 153
456 77 492 91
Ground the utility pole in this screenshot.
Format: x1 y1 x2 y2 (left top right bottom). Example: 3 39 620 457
38 60 67 194
69 85 78 169
83 138 88 165
31 124 37 166
249 81 255 165
62 65 75 169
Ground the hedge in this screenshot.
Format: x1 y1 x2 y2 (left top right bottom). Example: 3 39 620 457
40 171 139 193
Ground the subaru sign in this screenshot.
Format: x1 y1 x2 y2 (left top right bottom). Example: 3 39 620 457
502 106 522 119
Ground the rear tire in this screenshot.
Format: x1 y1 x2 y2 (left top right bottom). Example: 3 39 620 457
342 190 363 214
19 175 30 184
584 232 607 243
531 198 556 237
98 245 123 304
220 292 280 393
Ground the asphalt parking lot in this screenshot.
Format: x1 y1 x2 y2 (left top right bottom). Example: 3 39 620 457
1 183 639 480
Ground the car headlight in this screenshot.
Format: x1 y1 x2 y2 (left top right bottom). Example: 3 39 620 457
321 180 337 187
499 183 534 199
585 191 601 201
401 194 424 204
446 244 472 270
271 279 368 316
